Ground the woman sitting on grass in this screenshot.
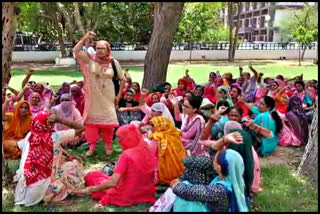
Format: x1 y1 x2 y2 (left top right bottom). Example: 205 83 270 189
278 96 308 147
171 148 249 212
3 98 32 159
148 116 186 185
51 93 86 148
76 124 157 208
243 96 283 156
169 94 206 156
29 92 48 117
117 89 143 126
14 110 85 206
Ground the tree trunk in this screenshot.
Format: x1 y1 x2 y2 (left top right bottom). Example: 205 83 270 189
297 96 318 185
228 2 234 62
143 2 185 89
232 3 242 59
73 2 85 34
301 45 307 61
2 2 18 178
57 3 76 43
2 2 18 85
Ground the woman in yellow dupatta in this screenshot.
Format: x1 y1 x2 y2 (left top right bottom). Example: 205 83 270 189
3 100 33 159
148 116 186 184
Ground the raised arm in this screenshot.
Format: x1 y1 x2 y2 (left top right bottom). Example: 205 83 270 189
48 111 85 136
2 95 12 121
168 94 182 121
73 31 96 64
21 69 34 88
248 64 258 79
199 131 244 151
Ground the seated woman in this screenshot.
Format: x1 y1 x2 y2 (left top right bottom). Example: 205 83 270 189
14 110 85 206
2 98 32 159
172 78 188 97
52 93 86 147
146 91 161 107
266 79 289 114
303 86 317 123
229 83 249 118
278 96 308 147
76 124 157 207
241 65 258 103
194 85 215 121
243 96 283 156
117 89 143 126
216 86 234 110
171 148 249 212
131 82 141 102
71 85 85 116
29 92 48 117
169 94 206 156
204 72 218 104
211 100 231 140
148 116 187 185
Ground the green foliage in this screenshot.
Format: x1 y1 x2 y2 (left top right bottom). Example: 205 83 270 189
292 26 318 47
16 2 153 44
280 5 318 44
175 2 226 43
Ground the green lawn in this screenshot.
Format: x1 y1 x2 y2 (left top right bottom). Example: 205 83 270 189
8 60 318 91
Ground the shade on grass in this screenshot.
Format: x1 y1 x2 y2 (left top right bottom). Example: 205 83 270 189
9 61 318 91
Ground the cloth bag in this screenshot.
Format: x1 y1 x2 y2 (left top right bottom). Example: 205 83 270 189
149 188 176 212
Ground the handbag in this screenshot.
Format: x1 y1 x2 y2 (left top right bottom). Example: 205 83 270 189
149 188 176 212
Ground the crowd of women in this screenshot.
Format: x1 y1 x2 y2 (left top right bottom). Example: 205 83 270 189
2 31 317 211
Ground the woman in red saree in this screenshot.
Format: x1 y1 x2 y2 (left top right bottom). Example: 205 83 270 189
77 124 157 207
73 31 125 156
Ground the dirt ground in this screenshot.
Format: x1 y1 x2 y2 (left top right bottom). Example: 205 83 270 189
260 146 306 168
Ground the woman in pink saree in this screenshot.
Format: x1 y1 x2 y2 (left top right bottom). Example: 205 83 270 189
73 31 125 156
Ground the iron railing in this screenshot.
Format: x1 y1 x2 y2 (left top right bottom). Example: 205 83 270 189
14 42 318 51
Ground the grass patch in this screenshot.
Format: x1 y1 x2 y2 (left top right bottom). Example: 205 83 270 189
3 144 317 212
9 61 318 91
252 164 318 212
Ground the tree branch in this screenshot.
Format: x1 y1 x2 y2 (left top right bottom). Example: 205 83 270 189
73 2 85 34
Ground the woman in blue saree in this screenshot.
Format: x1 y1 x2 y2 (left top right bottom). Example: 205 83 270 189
171 142 249 212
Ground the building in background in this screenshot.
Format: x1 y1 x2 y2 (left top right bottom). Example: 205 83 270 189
219 2 314 42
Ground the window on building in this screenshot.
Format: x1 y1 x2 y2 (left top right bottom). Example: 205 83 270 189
252 18 257 27
254 11 260 16
245 19 249 27
259 36 264 41
260 16 265 28
261 2 266 8
253 2 257 9
261 9 268 15
245 2 250 11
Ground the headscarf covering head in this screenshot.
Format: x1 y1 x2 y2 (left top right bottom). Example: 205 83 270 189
89 40 113 65
151 102 175 124
224 121 243 135
115 124 156 173
5 100 32 139
221 149 248 212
